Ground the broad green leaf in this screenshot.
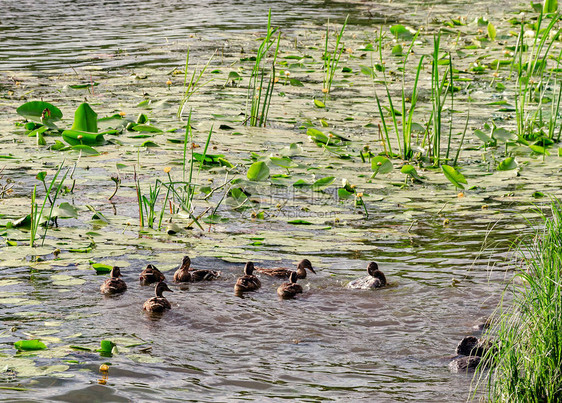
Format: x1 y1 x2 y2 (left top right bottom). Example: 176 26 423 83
487 22 497 41
442 164 467 189
62 130 104 146
16 101 62 129
474 129 492 143
132 124 163 133
71 103 98 133
529 144 549 155
69 82 99 89
51 202 79 219
288 219 313 225
497 157 517 171
36 172 47 181
293 179 311 187
389 24 413 40
247 161 270 181
14 340 47 351
290 78 304 87
544 0 558 13
92 263 112 274
492 127 517 142
312 176 335 189
97 340 116 356
306 127 329 144
401 164 422 181
371 156 393 177
71 145 100 155
270 156 298 169
338 188 354 199
314 99 326 108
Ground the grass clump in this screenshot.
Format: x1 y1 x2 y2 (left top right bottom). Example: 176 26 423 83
476 200 562 402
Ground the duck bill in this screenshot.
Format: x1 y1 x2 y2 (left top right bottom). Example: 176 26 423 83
309 266 316 274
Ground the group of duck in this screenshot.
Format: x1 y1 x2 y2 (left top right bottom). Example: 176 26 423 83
99 256 388 313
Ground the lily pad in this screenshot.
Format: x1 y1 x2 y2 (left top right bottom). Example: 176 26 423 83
442 165 467 189
17 101 62 129
14 340 47 351
247 161 270 181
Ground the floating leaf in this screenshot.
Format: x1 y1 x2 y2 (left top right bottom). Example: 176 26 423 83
290 78 304 87
288 219 313 225
313 176 335 189
71 145 100 155
474 129 492 143
389 24 413 40
497 157 518 171
132 124 163 133
62 130 104 146
401 165 422 181
314 99 326 108
17 101 62 129
247 161 270 181
371 156 393 177
14 340 47 351
442 165 467 189
293 179 311 187
270 156 298 169
97 340 116 356
92 263 112 274
69 82 99 89
51 202 79 219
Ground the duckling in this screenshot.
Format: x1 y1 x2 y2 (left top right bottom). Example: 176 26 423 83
143 281 173 313
234 262 261 293
139 264 165 285
256 259 316 279
277 271 303 299
100 266 127 294
174 255 221 283
449 336 491 373
347 262 387 289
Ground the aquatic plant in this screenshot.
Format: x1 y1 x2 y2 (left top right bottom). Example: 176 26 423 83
373 27 422 160
322 16 348 99
245 10 280 127
177 49 215 121
474 200 562 401
30 163 68 247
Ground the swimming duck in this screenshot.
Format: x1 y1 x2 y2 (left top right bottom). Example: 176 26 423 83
346 262 387 289
448 335 492 373
256 259 316 279
143 281 173 313
173 255 221 283
234 262 261 293
277 271 303 299
139 264 165 285
100 266 127 294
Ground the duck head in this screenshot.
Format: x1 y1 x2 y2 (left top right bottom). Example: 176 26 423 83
110 266 122 278
180 256 191 270
244 261 255 276
289 271 298 283
155 281 173 297
297 259 316 274
367 262 379 276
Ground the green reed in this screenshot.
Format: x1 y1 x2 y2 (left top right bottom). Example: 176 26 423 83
322 15 348 99
512 12 560 141
373 28 422 160
245 10 280 127
177 48 215 120
474 200 562 402
30 163 68 247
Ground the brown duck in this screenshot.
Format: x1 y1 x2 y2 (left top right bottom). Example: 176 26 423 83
256 259 315 279
100 266 127 294
139 264 165 285
143 281 173 313
234 262 261 293
277 271 303 299
346 262 387 289
173 255 221 283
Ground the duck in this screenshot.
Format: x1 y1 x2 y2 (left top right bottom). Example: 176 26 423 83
277 271 303 299
234 262 261 293
448 335 492 373
256 258 316 279
139 264 165 285
173 255 221 283
100 266 127 294
346 262 387 289
143 281 173 313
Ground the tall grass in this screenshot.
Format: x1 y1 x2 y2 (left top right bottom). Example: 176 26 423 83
177 49 215 121
475 200 562 402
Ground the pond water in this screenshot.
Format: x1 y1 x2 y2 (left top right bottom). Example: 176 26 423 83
0 0 558 401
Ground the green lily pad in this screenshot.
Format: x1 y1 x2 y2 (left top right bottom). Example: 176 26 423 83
247 161 270 181
14 340 47 351
442 165 467 189
17 101 62 129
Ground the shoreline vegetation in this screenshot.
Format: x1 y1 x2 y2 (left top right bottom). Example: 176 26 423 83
475 200 562 402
